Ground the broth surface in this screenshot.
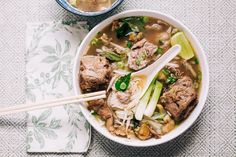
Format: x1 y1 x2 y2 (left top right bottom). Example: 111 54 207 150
79 16 202 140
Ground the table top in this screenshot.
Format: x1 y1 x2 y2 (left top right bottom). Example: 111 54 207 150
0 0 235 156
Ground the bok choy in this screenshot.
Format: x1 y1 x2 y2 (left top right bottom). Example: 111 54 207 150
135 80 155 121
144 80 163 117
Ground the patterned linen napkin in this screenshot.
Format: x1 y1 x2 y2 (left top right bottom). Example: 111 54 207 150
25 20 90 153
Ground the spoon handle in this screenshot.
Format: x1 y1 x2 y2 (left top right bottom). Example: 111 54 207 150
137 44 181 98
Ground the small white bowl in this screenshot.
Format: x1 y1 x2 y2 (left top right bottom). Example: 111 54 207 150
73 10 209 147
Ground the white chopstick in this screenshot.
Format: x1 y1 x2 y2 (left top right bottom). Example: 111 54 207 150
0 91 106 116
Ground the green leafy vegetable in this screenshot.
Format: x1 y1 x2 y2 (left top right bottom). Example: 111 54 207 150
115 73 131 92
90 37 101 46
194 58 199 64
132 117 140 129
115 16 147 38
115 23 132 39
162 68 170 76
101 51 122 62
91 110 97 116
120 82 127 90
166 76 177 84
126 41 133 48
144 80 163 117
156 104 165 114
135 58 141 66
97 31 102 36
135 80 155 120
135 52 146 66
121 17 146 32
152 112 166 120
116 61 125 69
155 48 163 54
143 16 149 23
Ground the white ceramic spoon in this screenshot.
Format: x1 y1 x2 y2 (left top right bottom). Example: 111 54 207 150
132 44 181 98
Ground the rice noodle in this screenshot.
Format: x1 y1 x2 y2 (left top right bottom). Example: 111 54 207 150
166 26 172 34
100 34 126 52
107 75 118 92
108 76 143 129
184 61 197 77
96 117 105 126
107 92 125 110
113 70 129 75
166 62 179 68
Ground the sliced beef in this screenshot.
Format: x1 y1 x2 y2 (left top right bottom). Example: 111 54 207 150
80 56 112 92
128 39 158 70
88 99 112 120
87 99 105 112
160 76 197 120
88 99 114 132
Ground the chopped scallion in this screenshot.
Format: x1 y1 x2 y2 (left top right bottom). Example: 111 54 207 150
155 48 163 54
115 73 131 92
166 76 177 84
116 61 125 69
127 41 133 48
162 68 170 76
194 58 199 64
91 38 101 46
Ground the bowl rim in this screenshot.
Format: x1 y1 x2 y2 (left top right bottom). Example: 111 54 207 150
55 0 124 17
73 9 209 147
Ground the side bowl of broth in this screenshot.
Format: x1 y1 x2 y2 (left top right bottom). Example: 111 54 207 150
73 10 209 147
56 0 124 16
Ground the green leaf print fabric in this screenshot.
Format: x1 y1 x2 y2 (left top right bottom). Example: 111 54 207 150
26 20 90 153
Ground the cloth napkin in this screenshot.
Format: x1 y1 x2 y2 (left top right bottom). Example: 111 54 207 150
25 19 90 153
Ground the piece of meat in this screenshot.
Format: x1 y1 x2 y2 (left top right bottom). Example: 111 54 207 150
160 76 197 120
156 31 171 52
128 39 158 70
98 105 113 120
88 99 115 132
79 56 112 92
87 99 105 112
181 99 198 120
116 89 132 104
136 123 152 140
114 126 127 137
88 99 112 120
106 117 115 132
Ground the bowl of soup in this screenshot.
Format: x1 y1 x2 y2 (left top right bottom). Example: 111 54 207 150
56 0 124 16
73 10 209 146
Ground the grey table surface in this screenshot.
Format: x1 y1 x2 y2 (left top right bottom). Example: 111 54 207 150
0 0 235 156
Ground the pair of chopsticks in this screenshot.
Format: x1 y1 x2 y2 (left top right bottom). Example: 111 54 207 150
0 91 106 116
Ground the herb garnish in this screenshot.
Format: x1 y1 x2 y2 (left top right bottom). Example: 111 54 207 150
166 76 177 84
115 16 147 38
162 68 170 76
115 73 131 92
155 48 163 54
101 51 122 62
132 117 140 129
126 41 133 48
90 37 101 46
194 58 199 64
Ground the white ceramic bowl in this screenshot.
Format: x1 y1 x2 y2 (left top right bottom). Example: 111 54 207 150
73 10 209 147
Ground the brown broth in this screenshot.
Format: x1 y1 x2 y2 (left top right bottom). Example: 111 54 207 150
85 17 201 92
80 16 202 139
68 0 116 12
